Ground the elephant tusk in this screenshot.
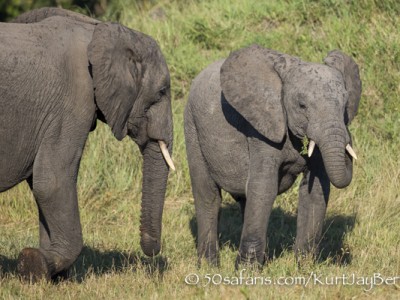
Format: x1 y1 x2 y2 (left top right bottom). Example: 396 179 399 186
308 140 316 157
346 144 358 160
158 141 176 171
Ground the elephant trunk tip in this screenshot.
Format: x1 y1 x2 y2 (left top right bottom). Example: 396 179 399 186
331 176 352 189
140 232 161 257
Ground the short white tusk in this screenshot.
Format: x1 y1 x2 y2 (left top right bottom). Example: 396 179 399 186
158 141 176 171
308 140 316 157
346 144 358 160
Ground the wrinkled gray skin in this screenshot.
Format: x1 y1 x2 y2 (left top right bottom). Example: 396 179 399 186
0 8 173 281
184 45 361 267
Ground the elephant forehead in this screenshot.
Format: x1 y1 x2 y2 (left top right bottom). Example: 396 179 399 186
295 64 344 85
287 66 345 96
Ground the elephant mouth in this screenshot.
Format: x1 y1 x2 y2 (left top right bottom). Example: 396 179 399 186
127 119 175 171
127 119 148 145
137 138 175 171
307 139 357 160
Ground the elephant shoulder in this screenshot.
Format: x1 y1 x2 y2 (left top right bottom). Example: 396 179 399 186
188 59 225 115
35 16 95 43
191 59 225 91
29 17 94 77
34 17 96 121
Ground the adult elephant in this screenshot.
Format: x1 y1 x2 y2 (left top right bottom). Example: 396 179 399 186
0 8 175 282
184 45 361 267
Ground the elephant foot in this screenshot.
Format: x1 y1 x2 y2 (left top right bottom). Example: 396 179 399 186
235 254 265 270
235 240 266 269
52 268 71 283
17 248 51 283
295 248 318 269
197 253 219 268
207 256 219 267
197 242 219 267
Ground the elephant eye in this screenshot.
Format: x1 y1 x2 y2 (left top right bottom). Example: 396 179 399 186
159 86 167 96
156 86 168 102
298 100 307 110
298 94 307 110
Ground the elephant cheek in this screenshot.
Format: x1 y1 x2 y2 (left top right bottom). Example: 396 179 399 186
128 118 149 147
146 100 173 144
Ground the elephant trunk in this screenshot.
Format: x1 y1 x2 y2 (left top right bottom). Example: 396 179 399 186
139 140 170 256
317 125 353 189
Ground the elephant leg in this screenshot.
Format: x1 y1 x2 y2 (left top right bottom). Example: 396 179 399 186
190 158 221 266
27 176 51 251
193 175 221 266
185 123 221 266
17 129 86 283
236 143 280 268
295 154 330 262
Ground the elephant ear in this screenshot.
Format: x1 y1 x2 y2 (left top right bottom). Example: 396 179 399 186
273 53 302 80
324 50 362 125
88 22 142 140
220 45 286 143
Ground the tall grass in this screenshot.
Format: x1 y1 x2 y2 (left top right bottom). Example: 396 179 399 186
1 0 399 298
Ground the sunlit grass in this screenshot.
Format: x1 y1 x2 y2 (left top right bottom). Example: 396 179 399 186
1 0 400 298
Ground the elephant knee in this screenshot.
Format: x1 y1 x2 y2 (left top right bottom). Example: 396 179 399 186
31 172 59 201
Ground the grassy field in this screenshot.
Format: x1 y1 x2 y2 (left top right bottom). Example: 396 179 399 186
1 0 400 298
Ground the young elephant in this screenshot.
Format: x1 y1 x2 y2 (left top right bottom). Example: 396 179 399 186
184 45 361 267
0 8 174 281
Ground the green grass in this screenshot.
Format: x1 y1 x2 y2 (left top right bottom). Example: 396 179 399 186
1 0 400 298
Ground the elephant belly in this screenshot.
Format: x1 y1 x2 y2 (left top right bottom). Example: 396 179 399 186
201 131 249 196
0 114 37 192
0 158 33 192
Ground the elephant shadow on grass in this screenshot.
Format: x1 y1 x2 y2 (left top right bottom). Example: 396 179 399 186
189 201 356 266
0 247 168 283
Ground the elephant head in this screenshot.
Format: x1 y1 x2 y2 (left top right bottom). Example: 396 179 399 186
87 22 174 256
220 45 361 189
